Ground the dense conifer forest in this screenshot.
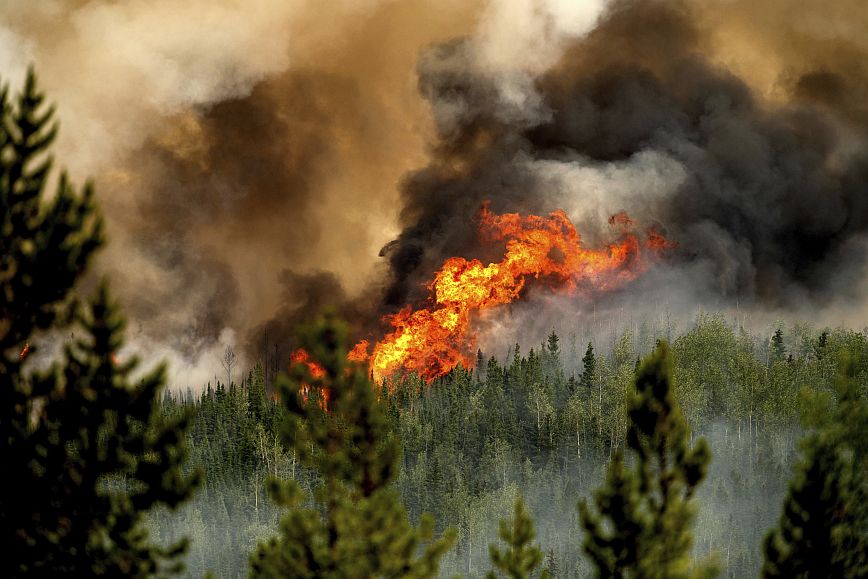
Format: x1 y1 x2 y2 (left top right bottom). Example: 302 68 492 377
148 314 867 577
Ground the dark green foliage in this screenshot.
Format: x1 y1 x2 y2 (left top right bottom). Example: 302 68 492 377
249 311 455 578
0 69 102 369
547 331 560 357
762 358 868 578
770 328 786 364
580 342 596 392
815 331 829 360
247 362 267 423
578 342 718 579
0 70 198 576
545 548 560 578
487 498 550 579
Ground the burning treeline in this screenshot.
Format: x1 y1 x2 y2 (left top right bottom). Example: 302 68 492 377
334 0 868 387
288 0 868 386
348 204 671 382
7 0 868 387
292 202 671 385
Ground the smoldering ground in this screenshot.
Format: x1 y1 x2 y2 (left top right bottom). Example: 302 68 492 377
4 0 868 385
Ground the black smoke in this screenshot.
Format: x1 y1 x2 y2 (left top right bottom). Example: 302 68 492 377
380 0 868 312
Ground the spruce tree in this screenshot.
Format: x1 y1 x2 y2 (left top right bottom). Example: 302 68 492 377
545 548 560 578
249 311 455 578
578 342 717 579
487 498 550 579
247 361 267 423
762 358 868 577
580 342 596 393
1 70 198 576
770 328 786 364
546 330 560 358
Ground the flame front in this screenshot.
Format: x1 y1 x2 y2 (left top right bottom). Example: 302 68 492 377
356 204 673 383
290 348 329 408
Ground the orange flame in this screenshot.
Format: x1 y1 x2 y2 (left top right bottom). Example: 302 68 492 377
347 340 370 363
290 348 330 408
355 203 673 383
18 342 30 361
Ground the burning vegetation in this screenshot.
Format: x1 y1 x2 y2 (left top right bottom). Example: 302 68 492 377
289 348 330 408
352 203 672 383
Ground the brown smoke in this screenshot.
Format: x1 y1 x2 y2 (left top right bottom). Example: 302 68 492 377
0 0 483 384
5 0 868 385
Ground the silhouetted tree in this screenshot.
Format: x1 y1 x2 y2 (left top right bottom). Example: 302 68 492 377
762 357 868 578
580 342 596 393
221 344 238 386
815 330 829 360
770 328 786 364
0 70 198 577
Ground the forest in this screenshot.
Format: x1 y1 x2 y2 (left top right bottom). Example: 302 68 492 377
5 14 868 577
148 314 867 577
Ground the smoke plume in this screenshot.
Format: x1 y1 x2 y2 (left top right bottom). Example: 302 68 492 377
381 0 868 342
4 0 868 385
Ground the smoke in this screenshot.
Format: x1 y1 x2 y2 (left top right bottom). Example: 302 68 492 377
380 0 868 352
0 0 483 387
4 0 868 386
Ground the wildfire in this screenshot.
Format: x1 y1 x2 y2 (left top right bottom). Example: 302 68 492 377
290 348 330 408
347 340 369 363
354 203 673 383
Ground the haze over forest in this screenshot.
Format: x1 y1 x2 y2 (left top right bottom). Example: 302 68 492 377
3 0 868 578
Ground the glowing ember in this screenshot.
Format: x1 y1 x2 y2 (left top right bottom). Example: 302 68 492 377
290 348 326 379
355 203 673 383
18 342 30 361
290 348 329 408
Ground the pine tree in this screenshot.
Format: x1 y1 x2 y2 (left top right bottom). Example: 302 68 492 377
547 330 560 358
580 342 596 393
579 342 597 396
487 498 550 579
247 361 267 423
578 342 717 579
249 311 455 578
770 328 786 364
762 358 868 578
1 70 199 576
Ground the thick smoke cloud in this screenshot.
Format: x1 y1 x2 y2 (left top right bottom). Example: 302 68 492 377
4 0 868 385
110 72 361 358
382 0 868 332
0 0 483 386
